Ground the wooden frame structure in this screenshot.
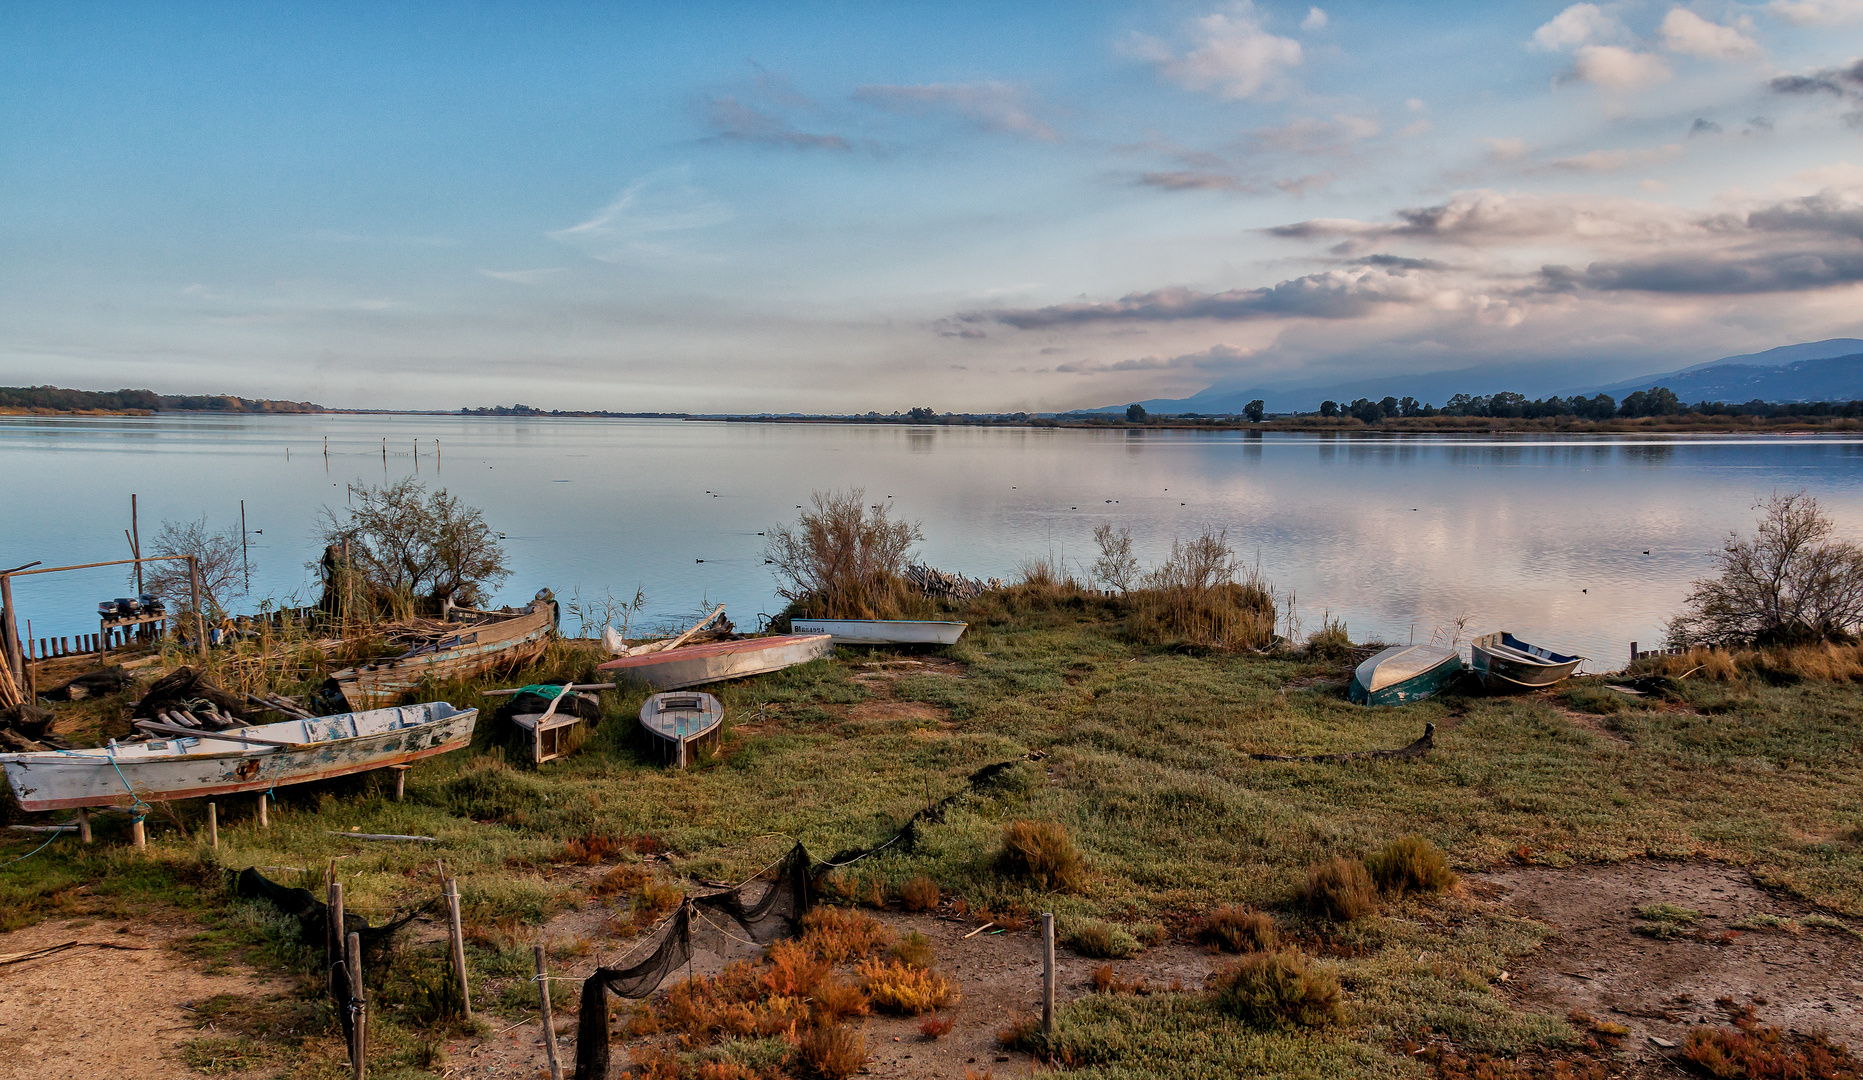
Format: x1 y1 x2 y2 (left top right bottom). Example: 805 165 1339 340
0 556 207 702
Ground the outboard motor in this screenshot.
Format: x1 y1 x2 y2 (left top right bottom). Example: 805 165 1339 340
115 597 140 616
97 601 118 619
139 594 165 614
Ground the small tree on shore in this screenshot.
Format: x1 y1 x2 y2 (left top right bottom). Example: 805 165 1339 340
317 479 509 617
1091 524 1140 594
1668 492 1863 647
140 517 247 619
766 489 924 619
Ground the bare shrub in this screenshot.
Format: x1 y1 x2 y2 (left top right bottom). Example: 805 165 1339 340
1299 857 1377 921
1125 529 1276 651
1669 491 1863 647
799 1023 868 1079
140 517 248 619
1364 835 1458 896
766 489 926 619
318 478 509 617
1196 906 1276 953
998 820 1087 893
1211 951 1343 1028
1091 524 1140 593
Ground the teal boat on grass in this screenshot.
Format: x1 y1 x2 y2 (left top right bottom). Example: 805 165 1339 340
1350 643 1464 706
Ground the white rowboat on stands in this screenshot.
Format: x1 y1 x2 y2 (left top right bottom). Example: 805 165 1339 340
788 619 967 646
0 702 478 812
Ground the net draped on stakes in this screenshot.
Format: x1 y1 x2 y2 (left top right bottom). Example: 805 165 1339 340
572 758 1025 1079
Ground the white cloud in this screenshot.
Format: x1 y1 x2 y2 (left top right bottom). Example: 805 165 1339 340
1128 2 1304 101
548 171 733 263
1541 143 1684 172
1570 45 1674 91
1532 4 1621 50
1767 0 1863 25
478 268 564 285
1302 7 1328 31
1659 9 1760 59
1253 114 1381 154
854 82 1060 141
1480 136 1532 162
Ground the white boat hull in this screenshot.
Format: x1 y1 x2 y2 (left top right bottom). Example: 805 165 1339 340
789 619 967 646
599 634 834 691
0 702 477 812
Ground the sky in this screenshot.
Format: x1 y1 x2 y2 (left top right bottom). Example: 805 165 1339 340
3 1 1863 413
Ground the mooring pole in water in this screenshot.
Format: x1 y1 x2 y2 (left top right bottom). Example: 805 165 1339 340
535 943 564 1080
240 501 250 590
1041 912 1056 1038
130 494 143 594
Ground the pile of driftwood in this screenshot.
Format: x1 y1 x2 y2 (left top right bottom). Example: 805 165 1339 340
905 564 1001 602
603 605 735 657
0 704 71 752
129 666 315 736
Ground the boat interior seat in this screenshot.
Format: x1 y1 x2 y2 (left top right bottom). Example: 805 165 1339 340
1486 641 1557 664
660 696 703 710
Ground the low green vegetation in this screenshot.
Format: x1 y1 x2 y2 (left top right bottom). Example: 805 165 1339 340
4 583 1863 1078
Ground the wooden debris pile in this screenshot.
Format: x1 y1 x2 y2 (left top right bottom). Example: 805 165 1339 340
0 703 71 751
130 665 315 735
905 563 1001 602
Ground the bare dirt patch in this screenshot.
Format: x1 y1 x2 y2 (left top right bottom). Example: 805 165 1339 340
1485 860 1863 1058
0 917 289 1080
847 701 948 725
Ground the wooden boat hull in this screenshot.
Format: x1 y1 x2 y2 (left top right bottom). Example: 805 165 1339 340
639 691 724 768
598 634 834 691
0 702 477 812
1470 632 1583 690
788 619 967 646
1350 644 1464 706
332 600 556 710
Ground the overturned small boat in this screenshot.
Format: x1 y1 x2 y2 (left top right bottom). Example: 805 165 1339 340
1349 643 1463 706
639 691 724 767
0 701 478 812
1470 632 1583 690
598 633 833 691
330 594 556 710
788 619 967 646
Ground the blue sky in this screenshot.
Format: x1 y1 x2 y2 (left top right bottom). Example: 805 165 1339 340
4 1 1863 412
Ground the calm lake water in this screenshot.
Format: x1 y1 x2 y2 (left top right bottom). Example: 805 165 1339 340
4 413 1861 670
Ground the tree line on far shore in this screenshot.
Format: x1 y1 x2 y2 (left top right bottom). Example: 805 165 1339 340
0 384 323 413
1115 388 1863 424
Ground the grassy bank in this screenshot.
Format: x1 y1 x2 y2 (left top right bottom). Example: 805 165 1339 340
3 596 1861 1077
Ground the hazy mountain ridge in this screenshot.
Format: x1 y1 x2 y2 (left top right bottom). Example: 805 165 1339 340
1096 339 1863 415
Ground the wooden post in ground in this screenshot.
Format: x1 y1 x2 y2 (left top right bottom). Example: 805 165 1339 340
535 944 564 1080
257 793 269 828
445 877 471 1019
207 803 218 849
0 572 22 691
131 816 146 849
1041 912 1056 1039
23 619 34 702
329 881 345 968
392 765 408 801
77 807 91 844
346 931 366 1080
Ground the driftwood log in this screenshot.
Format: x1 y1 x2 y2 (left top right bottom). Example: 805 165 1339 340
1250 723 1434 762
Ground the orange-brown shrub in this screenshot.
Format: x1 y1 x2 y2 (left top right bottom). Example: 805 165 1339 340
919 1015 956 1040
562 832 620 864
899 875 940 912
1196 906 1276 953
629 878 684 930
800 906 894 962
998 820 1087 893
592 862 647 898
1682 1024 1859 1079
891 931 933 969
1299 857 1377 921
761 939 830 997
799 1023 868 1080
859 957 958 1014
810 978 870 1023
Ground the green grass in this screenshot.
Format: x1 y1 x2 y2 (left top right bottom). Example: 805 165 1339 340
4 596 1863 1077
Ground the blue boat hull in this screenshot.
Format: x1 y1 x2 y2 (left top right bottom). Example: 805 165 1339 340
1350 652 1464 706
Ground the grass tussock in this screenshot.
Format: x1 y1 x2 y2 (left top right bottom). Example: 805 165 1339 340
1640 643 1863 684
1065 918 1141 959
1195 905 1277 953
630 878 684 930
1305 612 1352 660
1299 857 1378 921
1364 835 1459 896
998 820 1088 893
891 931 933 969
858 957 958 1014
1210 951 1344 1029
1125 531 1277 652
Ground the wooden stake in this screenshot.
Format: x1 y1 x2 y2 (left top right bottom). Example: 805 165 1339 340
131 817 146 850
240 500 249 591
207 802 218 849
0 572 22 693
346 931 366 1080
77 807 91 845
257 792 269 828
392 765 408 801
446 878 472 1019
1041 912 1056 1038
535 944 564 1080
188 556 206 657
130 494 143 594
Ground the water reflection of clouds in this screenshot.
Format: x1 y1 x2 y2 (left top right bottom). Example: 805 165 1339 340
2 418 1860 664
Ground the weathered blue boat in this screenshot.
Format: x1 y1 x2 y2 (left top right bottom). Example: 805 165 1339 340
1470 631 1583 690
1349 643 1463 706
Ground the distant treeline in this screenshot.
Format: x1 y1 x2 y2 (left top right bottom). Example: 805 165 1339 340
458 404 692 418
0 385 324 413
1312 387 1863 422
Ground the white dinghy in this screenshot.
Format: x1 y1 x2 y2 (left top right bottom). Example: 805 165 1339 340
0 702 478 812
787 619 967 646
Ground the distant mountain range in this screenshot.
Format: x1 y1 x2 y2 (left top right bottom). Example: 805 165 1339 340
1093 339 1863 415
